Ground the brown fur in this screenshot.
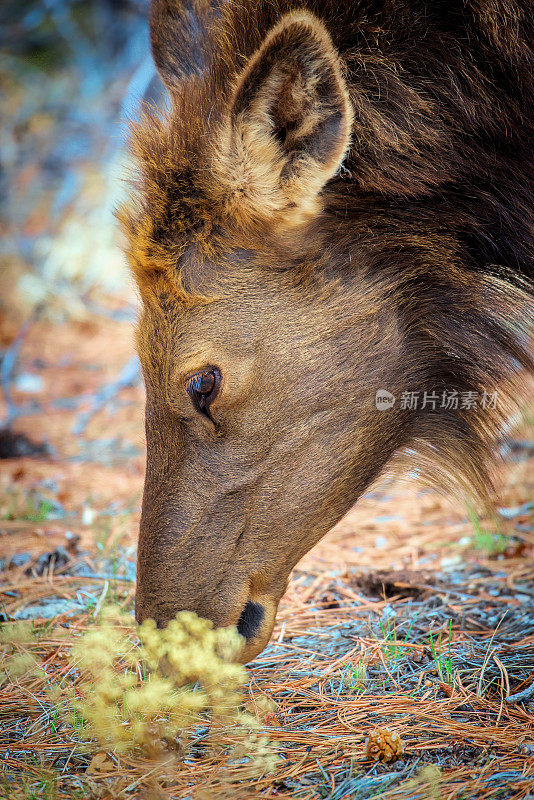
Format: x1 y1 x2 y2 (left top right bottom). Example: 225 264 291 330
121 0 534 661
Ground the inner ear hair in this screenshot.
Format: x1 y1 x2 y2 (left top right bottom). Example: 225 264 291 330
233 12 351 161
211 10 353 225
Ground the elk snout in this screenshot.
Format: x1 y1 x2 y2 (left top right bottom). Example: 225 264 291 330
237 600 264 639
237 594 279 662
134 582 280 662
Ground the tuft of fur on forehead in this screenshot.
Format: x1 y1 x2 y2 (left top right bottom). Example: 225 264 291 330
117 72 229 305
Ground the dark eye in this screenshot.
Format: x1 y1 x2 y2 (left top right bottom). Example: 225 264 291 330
185 367 222 419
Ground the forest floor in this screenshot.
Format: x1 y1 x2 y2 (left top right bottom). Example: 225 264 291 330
0 307 533 800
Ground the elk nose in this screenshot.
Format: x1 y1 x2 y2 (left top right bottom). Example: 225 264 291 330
237 601 264 640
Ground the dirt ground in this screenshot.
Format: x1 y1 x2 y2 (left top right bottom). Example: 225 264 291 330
1 1 533 797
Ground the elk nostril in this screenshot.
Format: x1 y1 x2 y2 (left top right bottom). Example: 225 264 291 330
237 601 264 640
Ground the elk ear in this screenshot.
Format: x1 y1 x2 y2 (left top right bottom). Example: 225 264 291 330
213 11 353 223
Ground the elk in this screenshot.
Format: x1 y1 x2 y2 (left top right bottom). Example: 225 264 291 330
119 0 534 661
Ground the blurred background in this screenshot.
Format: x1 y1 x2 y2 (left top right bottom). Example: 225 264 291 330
0 0 165 536
0 0 160 327
0 0 167 466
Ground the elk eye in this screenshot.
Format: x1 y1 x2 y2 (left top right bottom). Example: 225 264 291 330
185 368 221 418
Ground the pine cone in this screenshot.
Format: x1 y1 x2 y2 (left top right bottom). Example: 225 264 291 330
365 728 404 762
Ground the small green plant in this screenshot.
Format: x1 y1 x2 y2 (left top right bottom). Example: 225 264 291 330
341 660 367 693
26 499 55 522
466 504 509 555
428 620 454 683
377 616 414 662
379 616 399 660
0 490 55 523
